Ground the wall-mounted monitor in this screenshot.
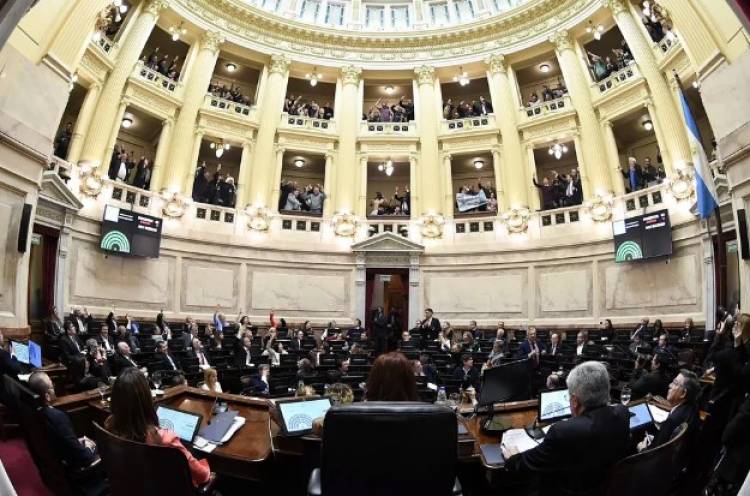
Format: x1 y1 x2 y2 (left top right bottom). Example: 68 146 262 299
612 209 672 263
100 205 162 258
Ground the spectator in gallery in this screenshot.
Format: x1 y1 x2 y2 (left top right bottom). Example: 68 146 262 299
620 157 644 193
533 174 557 210
472 95 493 115
487 191 498 213
284 185 302 211
54 122 73 159
304 184 327 214
565 168 583 205
218 176 236 208
527 92 540 107
393 186 410 215
132 157 152 190
370 192 387 216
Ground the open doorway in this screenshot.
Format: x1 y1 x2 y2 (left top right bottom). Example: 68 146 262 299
365 268 409 350
28 225 59 344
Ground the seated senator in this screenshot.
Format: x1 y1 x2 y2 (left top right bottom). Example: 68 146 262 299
104 368 211 486
503 361 630 496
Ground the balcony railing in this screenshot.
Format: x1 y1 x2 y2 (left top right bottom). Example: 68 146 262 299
204 94 256 119
452 215 498 235
440 114 495 134
133 61 180 93
520 95 572 120
654 32 680 57
49 156 73 181
592 61 640 95
366 216 411 237
360 120 415 135
539 204 583 227
92 33 117 54
280 113 336 132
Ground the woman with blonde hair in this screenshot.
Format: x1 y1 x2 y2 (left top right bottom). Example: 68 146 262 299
201 368 222 393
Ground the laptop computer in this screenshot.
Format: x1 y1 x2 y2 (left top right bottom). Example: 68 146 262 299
156 405 203 444
277 397 332 437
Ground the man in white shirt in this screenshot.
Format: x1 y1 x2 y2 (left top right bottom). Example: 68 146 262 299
191 338 210 370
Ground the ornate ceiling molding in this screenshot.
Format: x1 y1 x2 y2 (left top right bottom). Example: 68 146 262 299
170 0 600 68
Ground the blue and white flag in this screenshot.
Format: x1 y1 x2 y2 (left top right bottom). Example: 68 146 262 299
678 89 718 219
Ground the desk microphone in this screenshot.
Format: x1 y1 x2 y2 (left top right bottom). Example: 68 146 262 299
207 395 219 425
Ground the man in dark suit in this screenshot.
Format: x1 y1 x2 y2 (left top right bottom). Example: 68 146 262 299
418 353 439 384
420 308 441 341
235 336 255 369
188 338 211 369
504 361 630 496
472 95 493 115
453 355 480 389
372 307 389 356
289 330 305 352
59 323 85 363
96 326 115 355
112 342 138 375
648 370 701 449
28 371 98 469
517 327 547 368
70 307 93 335
155 341 180 372
630 352 671 400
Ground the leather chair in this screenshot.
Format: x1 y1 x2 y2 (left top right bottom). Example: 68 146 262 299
307 402 462 496
93 421 216 496
602 422 688 496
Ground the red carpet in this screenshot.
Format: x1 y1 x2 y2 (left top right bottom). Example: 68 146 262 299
0 437 54 496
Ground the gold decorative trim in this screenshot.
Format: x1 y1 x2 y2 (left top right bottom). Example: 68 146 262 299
414 66 435 85
419 213 445 238
162 192 187 218
245 205 272 231
485 53 507 74
584 192 613 222
549 29 573 52
341 66 362 86
501 206 531 233
331 212 358 237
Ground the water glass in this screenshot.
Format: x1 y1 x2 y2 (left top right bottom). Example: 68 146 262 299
620 386 631 405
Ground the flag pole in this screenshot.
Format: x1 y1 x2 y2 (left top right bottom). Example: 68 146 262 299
672 69 724 316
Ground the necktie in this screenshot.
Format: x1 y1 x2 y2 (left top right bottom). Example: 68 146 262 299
73 339 80 353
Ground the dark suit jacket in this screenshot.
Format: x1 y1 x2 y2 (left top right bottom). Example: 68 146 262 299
289 338 304 351
651 402 699 448
631 370 670 400
505 404 630 496
112 353 138 375
43 406 97 469
96 335 115 353
59 335 84 360
472 100 493 115
154 352 180 372
453 366 480 389
235 348 254 368
420 318 441 341
0 349 22 378
517 339 547 359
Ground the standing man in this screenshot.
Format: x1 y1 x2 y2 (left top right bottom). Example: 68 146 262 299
372 307 388 356
420 308 441 341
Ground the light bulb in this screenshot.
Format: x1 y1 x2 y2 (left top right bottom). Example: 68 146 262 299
171 32 179 41
555 150 562 159
113 0 122 6
377 164 384 172
385 166 394 176
224 144 230 150
92 31 102 42
310 79 317 87
594 31 601 41
216 148 224 158
562 145 568 153
209 142 216 149
119 5 128 13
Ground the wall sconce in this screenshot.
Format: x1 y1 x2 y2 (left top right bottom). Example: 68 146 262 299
294 159 305 168
473 160 484 170
121 116 133 129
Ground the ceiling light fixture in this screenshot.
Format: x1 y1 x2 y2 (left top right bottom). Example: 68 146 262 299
473 160 484 169
539 63 550 73
642 119 653 131
384 85 394 95
169 22 187 42
121 116 133 129
453 67 470 86
294 159 305 168
305 67 323 87
377 159 394 176
586 20 604 41
209 140 231 158
548 140 569 160
225 62 237 72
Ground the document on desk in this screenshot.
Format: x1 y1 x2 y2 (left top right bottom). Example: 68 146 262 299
501 428 539 454
648 404 670 424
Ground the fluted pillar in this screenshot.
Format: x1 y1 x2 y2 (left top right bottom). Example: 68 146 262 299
356 154 368 217
491 147 505 210
104 98 129 164
188 130 205 198
269 146 286 212
603 0 689 176
414 66 442 217
149 117 174 191
441 153 453 217
323 152 336 217
485 55 528 209
409 154 419 217
525 144 540 211
79 0 167 169
656 0 723 70
66 82 101 163
549 31 612 197
334 66 362 215
645 99 672 172
602 120 625 195
245 55 290 208
43 0 111 71
163 32 224 194
236 140 254 204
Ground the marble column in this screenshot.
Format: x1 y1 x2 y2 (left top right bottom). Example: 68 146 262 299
245 55 290 207
236 140 254 206
645 99 672 172
149 117 174 192
333 66 362 215
356 154 368 217
602 120 626 195
79 0 167 169
657 0 723 71
491 147 505 210
442 153 454 218
66 82 101 164
414 66 442 217
103 98 129 167
269 146 286 212
485 54 529 209
550 31 612 197
525 143 540 211
323 152 336 217
163 31 224 194
603 0 690 176
409 154 419 218
188 129 205 199
44 0 111 71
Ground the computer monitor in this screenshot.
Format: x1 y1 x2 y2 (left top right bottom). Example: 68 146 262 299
11 340 42 368
478 358 531 406
156 406 203 443
628 403 654 430
277 397 332 436
538 388 572 423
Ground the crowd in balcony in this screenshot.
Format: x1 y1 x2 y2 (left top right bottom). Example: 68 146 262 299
525 83 568 107
587 40 634 82
208 82 253 106
369 187 411 216
192 162 236 207
443 96 493 120
96 2 127 40
619 156 666 193
532 168 583 210
142 47 182 81
279 180 327 214
455 179 498 214
639 1 676 44
284 95 334 120
364 97 415 122
107 145 153 191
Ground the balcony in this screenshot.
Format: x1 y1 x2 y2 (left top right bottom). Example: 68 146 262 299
520 95 572 121
440 114 495 134
360 120 416 136
92 33 117 55
591 61 640 95
366 216 411 237
203 94 257 120
279 113 336 133
655 32 680 56
133 61 181 94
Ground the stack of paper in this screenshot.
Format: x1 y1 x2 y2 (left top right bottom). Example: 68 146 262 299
648 404 670 423
193 416 246 453
501 428 539 454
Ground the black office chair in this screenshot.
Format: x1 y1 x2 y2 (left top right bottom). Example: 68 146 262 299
307 402 462 496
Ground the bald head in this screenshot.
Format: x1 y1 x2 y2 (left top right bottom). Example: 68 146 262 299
117 341 131 356
28 371 55 404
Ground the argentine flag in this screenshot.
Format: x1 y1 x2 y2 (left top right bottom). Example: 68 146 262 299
678 89 718 219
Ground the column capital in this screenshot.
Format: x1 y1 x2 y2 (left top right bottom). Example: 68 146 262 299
414 65 435 85
90 81 103 92
408 152 419 163
602 119 613 128
194 127 206 138
144 0 170 17
324 151 336 161
273 144 286 154
441 152 452 162
200 31 225 54
164 115 175 126
120 96 132 107
269 54 290 75
242 138 255 149
549 30 574 52
601 0 628 16
490 145 502 155
340 65 362 85
485 54 507 75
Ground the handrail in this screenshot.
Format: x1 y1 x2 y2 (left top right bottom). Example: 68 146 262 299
281 112 335 132
520 95 571 120
204 94 256 118
360 120 415 135
592 61 639 94
441 113 495 132
133 61 180 93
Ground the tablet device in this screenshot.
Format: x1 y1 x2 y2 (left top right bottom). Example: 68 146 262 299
156 405 203 443
11 341 42 368
628 403 654 430
480 443 505 466
277 397 332 436
538 388 572 423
